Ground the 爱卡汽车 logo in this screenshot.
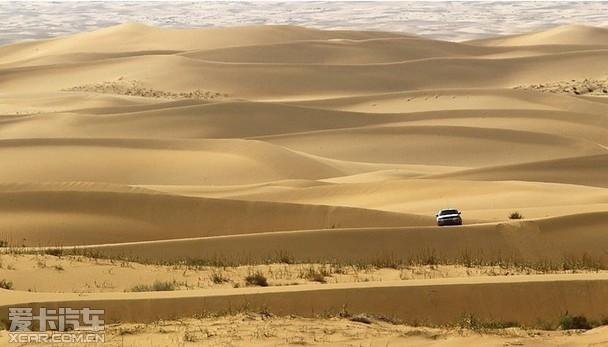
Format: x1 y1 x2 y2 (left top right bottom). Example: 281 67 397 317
8 307 105 344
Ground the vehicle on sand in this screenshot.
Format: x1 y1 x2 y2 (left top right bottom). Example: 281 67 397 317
436 208 462 226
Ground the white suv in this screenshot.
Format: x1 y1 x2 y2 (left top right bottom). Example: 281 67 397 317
436 208 462 226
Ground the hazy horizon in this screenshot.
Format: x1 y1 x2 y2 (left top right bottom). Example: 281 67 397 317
2 1 608 44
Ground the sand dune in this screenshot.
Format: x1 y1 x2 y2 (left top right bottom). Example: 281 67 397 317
0 91 160 115
0 23 407 65
3 100 605 143
182 38 608 64
1 23 608 337
0 102 398 139
256 124 604 166
3 275 608 327
150 179 608 221
290 88 608 115
69 211 608 267
11 314 605 347
180 37 499 64
0 138 359 184
468 24 608 46
3 50 608 100
433 154 608 188
0 182 433 247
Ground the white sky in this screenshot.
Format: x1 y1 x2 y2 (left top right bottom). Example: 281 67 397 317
1 1 608 44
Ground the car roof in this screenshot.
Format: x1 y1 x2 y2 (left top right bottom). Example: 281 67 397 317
439 208 459 212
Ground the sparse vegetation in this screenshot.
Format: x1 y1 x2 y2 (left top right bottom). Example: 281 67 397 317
0 279 14 290
130 280 176 292
176 257 233 268
458 313 519 331
516 78 608 96
10 246 608 276
0 240 8 248
563 253 602 271
245 272 269 287
299 266 328 283
560 313 592 330
509 211 523 220
275 251 295 264
44 248 64 257
117 324 146 336
64 79 228 100
36 258 47 268
183 329 202 342
368 254 403 269
210 271 230 284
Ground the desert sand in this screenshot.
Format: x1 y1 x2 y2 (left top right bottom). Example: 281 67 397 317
0 23 608 345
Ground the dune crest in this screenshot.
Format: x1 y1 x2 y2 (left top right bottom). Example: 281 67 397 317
467 24 608 46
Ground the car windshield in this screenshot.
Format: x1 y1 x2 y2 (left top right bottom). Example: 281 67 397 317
440 210 459 216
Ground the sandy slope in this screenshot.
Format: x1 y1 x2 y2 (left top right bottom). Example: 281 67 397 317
179 37 500 64
1 23 608 339
148 179 608 221
7 254 569 293
432 154 608 188
254 124 604 166
3 314 607 347
6 316 604 347
468 24 608 46
0 182 433 246
3 274 608 326
289 88 608 115
4 51 608 99
0 23 407 65
0 138 356 184
64 211 608 267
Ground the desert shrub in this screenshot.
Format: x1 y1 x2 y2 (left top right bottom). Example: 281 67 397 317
180 257 232 268
560 314 592 330
0 279 14 290
509 212 523 220
44 248 64 257
130 280 176 292
130 284 150 292
210 271 230 284
274 251 295 264
562 253 603 271
459 314 518 331
300 267 327 283
370 254 403 269
245 272 268 287
183 329 201 342
416 248 439 266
